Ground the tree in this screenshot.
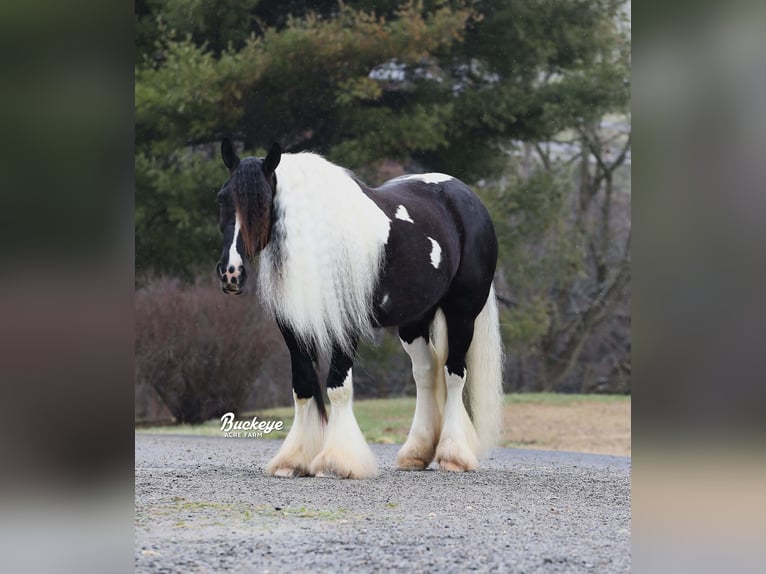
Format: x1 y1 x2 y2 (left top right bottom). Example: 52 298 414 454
135 0 631 400
135 0 629 276
418 0 630 181
483 116 631 393
136 1 474 276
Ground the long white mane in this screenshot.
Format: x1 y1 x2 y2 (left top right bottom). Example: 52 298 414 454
257 152 391 355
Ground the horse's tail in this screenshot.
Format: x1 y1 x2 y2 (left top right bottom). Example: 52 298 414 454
430 284 504 456
465 284 505 454
312 372 328 423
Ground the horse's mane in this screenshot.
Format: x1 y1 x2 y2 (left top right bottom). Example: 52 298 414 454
257 152 391 356
233 159 272 258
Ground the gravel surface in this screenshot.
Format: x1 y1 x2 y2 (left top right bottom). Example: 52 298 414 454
135 434 630 573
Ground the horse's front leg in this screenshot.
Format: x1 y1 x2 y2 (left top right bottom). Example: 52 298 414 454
309 340 378 479
265 322 327 477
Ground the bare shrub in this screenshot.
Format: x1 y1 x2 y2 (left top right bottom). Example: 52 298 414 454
135 276 287 423
354 329 412 398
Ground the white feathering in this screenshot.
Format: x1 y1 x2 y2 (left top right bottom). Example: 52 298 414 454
258 153 391 355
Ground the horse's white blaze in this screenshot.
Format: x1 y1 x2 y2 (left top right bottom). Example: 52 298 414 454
265 393 325 477
427 237 442 269
434 368 480 472
394 173 453 184
396 337 442 469
258 153 391 355
228 216 244 270
309 369 378 478
395 205 414 223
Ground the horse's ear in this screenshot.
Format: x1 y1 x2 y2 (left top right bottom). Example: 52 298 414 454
263 142 281 175
221 138 240 172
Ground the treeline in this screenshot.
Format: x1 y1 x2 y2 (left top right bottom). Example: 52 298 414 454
135 0 631 422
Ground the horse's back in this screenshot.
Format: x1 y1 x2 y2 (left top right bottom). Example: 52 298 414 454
367 173 497 326
391 175 499 312
375 173 497 271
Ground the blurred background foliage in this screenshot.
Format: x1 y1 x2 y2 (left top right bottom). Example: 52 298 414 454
135 0 630 422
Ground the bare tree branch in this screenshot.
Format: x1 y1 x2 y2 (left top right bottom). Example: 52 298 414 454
534 142 551 172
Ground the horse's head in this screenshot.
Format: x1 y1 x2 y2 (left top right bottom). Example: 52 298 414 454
216 139 281 295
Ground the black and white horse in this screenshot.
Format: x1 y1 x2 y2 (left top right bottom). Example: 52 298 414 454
215 139 503 478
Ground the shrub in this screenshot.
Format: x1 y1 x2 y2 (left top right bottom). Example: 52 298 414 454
354 329 413 398
135 275 286 423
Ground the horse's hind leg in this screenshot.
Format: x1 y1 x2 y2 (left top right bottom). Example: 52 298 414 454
396 313 442 470
435 303 482 472
309 341 378 479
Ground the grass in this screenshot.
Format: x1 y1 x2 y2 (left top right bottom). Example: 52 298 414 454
137 496 357 529
502 392 629 405
136 393 631 456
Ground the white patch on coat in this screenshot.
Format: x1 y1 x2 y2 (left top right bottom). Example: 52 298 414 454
394 173 453 184
228 216 244 270
381 293 390 308
309 369 378 478
427 237 442 269
257 152 392 355
395 205 414 223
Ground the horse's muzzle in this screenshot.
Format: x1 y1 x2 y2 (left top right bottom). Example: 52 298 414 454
218 262 246 294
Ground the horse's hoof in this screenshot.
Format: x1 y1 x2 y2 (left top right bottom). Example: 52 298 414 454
309 448 378 479
265 457 312 477
437 459 476 472
434 437 478 472
270 467 302 478
314 471 342 479
396 456 430 471
396 434 437 471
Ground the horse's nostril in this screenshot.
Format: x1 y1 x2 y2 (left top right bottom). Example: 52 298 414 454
228 265 235 273
230 276 238 285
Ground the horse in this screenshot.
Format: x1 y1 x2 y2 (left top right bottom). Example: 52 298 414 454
215 139 503 479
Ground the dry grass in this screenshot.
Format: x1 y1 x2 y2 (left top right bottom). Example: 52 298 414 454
501 395 630 456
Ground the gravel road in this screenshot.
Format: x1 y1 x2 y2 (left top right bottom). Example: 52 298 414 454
135 434 630 573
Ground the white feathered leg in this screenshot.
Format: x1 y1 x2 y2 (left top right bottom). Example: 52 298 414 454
396 337 442 470
265 392 325 477
434 368 480 472
309 369 378 479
